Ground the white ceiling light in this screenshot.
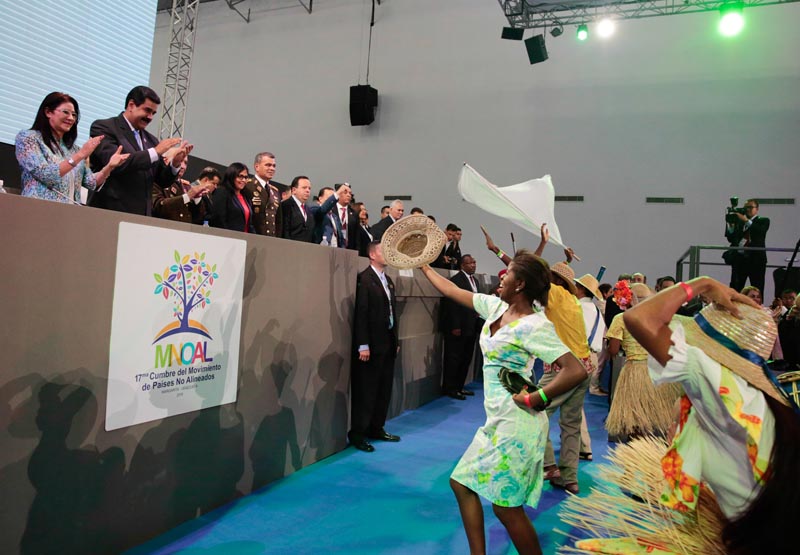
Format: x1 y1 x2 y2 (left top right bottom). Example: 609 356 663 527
597 18 616 38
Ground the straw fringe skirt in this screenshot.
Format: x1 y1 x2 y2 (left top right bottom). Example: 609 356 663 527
606 360 683 437
557 437 726 555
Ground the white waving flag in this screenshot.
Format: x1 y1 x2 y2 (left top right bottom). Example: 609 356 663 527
457 163 566 248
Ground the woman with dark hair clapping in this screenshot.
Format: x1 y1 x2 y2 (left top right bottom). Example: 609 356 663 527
16 92 127 204
209 163 255 233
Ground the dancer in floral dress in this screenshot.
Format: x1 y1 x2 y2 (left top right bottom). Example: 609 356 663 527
420 250 587 555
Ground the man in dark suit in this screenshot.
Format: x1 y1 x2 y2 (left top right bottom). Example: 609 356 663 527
433 223 460 269
349 241 401 452
324 183 360 251
244 151 283 237
89 86 190 216
357 208 373 257
725 198 770 293
280 177 343 243
369 199 404 242
440 255 483 400
446 226 463 269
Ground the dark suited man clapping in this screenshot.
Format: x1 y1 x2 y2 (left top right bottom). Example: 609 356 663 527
89 86 191 216
348 241 401 452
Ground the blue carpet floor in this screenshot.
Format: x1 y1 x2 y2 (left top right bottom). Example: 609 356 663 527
127 385 612 555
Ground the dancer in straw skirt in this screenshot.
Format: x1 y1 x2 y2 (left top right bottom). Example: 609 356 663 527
605 282 683 439
558 276 800 555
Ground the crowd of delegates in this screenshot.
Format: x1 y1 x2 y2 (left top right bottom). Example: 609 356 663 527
14 87 431 256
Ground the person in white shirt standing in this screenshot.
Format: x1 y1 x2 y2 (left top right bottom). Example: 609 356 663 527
575 274 608 397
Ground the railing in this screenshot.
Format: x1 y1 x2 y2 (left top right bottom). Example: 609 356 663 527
675 244 799 282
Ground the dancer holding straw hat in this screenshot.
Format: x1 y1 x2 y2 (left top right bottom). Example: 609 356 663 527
559 276 800 555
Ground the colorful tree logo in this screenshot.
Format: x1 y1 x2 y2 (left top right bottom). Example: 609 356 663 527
152 250 218 343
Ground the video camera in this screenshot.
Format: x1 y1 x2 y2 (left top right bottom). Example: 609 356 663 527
725 196 747 224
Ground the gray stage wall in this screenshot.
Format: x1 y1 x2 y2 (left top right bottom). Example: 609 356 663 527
148 0 800 301
0 193 482 554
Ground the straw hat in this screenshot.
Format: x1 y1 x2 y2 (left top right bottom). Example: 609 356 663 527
550 262 578 296
381 214 447 270
777 371 800 409
575 273 602 300
680 302 787 405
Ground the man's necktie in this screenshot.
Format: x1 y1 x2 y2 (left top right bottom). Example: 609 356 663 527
469 275 477 292
379 273 394 329
301 204 307 221
134 130 144 150
340 207 348 247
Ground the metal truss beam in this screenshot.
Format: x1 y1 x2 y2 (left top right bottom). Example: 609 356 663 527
159 0 200 139
499 0 800 30
226 0 317 20
226 0 250 22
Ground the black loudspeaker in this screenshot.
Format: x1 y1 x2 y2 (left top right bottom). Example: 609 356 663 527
524 34 548 65
501 26 524 40
350 85 378 126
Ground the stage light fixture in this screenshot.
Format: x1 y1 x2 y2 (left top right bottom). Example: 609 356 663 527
597 18 615 38
719 3 745 37
502 26 525 40
576 24 589 41
550 24 564 37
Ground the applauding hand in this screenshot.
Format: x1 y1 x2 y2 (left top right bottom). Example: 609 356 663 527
107 145 129 170
76 135 105 161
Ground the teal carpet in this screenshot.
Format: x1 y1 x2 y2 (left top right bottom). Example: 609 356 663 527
127 385 611 555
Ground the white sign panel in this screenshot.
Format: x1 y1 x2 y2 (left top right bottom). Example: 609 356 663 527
106 223 247 430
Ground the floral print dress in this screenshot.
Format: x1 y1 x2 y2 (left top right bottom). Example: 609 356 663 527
450 294 570 507
15 129 97 203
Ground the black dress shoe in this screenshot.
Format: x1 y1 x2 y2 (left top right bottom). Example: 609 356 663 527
369 429 400 442
460 389 475 396
447 391 467 400
351 438 375 452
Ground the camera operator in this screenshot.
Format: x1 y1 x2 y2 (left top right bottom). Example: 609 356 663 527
724 198 770 293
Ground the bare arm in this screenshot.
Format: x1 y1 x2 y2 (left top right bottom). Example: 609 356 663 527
534 223 549 257
607 337 621 357
512 351 586 409
623 276 757 366
420 265 475 309
481 225 511 266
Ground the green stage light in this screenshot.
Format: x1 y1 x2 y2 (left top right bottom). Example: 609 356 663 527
577 24 589 41
719 4 745 37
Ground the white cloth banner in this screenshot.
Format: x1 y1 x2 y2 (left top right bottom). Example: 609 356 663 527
457 163 566 248
106 223 247 431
